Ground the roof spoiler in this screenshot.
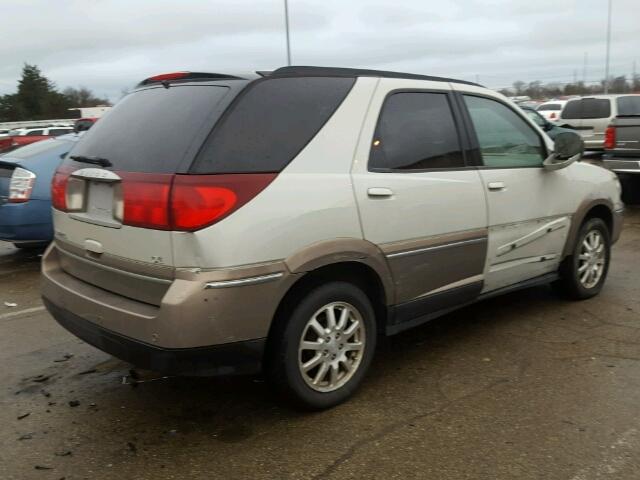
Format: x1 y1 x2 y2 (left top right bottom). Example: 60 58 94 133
137 71 245 87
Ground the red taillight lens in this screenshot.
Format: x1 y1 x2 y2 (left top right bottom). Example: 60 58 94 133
120 173 173 230
147 72 189 82
604 126 616 150
550 112 556 119
170 174 276 231
51 166 74 211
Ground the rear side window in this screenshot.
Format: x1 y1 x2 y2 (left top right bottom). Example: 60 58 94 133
562 98 611 119
26 130 44 136
48 128 71 136
192 77 355 173
537 103 561 111
66 85 231 173
369 92 464 171
617 96 640 116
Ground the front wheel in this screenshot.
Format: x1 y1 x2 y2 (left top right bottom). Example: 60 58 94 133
555 218 610 300
267 281 377 410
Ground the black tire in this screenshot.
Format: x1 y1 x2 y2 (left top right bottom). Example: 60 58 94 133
266 281 377 410
618 173 640 205
554 218 610 300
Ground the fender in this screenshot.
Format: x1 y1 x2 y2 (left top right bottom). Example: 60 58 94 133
284 238 395 305
562 198 617 258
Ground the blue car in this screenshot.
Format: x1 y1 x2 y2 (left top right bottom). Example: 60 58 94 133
0 134 80 248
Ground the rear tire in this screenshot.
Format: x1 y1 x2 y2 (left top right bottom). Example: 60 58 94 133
267 281 377 410
554 218 610 300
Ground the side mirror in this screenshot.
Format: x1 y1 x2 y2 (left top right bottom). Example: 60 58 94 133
543 131 584 171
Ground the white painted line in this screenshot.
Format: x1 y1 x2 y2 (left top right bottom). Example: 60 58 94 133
569 428 639 480
0 306 46 320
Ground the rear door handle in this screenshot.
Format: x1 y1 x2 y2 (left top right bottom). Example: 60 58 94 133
487 181 506 191
367 187 394 198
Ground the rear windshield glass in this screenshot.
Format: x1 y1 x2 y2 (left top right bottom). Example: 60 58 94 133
561 98 611 119
65 85 231 173
617 96 640 116
537 103 561 111
191 76 355 173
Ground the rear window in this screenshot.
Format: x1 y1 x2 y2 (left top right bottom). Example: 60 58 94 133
561 98 611 119
537 103 562 111
65 85 231 173
191 77 355 173
617 96 640 116
26 130 44 136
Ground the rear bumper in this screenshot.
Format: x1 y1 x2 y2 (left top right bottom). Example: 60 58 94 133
0 200 53 243
41 242 297 374
44 298 265 376
602 157 640 174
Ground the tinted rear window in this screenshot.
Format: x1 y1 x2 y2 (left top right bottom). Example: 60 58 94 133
191 77 355 173
537 103 561 111
617 96 640 116
561 98 611 119
66 85 231 173
369 92 464 170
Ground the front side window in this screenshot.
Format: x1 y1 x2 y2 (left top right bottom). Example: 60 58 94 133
464 95 544 168
369 92 464 171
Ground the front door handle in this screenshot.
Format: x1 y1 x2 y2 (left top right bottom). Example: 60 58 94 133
367 187 394 198
487 181 506 191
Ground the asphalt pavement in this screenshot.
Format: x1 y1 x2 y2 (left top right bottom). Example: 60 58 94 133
1 209 640 479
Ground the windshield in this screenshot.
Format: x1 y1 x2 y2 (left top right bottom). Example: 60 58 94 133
65 84 233 173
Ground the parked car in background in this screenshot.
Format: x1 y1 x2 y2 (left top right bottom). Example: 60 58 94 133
41 67 622 409
74 117 98 132
602 95 640 204
521 106 576 141
0 129 11 137
536 100 567 121
0 126 74 154
559 95 640 151
0 134 80 248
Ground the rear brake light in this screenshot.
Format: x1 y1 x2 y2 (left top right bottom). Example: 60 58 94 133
550 112 556 119
170 174 276 231
50 169 276 231
147 72 189 82
119 172 173 230
604 126 616 150
9 167 36 203
51 166 74 211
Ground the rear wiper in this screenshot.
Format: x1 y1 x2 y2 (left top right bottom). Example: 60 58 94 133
69 155 113 168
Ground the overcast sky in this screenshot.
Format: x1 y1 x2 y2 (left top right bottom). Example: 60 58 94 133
1 0 638 101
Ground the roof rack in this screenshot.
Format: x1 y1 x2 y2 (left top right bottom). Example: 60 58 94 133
270 66 482 87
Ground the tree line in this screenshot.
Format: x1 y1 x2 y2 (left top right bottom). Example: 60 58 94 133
500 75 640 100
0 64 111 122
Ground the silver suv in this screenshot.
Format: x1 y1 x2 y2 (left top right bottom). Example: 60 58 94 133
559 94 640 150
42 67 623 409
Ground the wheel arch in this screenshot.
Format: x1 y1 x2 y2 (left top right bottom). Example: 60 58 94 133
563 199 615 258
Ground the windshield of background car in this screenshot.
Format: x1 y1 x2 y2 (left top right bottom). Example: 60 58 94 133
617 96 640 116
64 84 232 173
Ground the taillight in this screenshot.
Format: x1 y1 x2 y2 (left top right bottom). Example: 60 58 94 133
51 166 74 211
604 125 616 150
170 174 276 231
119 173 173 230
9 167 36 203
550 112 556 119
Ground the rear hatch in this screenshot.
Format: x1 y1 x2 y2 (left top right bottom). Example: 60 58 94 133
52 78 248 304
608 96 640 158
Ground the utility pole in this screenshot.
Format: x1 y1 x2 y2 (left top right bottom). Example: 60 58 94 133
583 52 588 84
284 0 292 66
604 0 612 94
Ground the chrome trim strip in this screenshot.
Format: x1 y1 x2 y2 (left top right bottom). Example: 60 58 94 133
59 248 172 285
386 237 487 259
489 254 559 273
496 216 569 257
413 274 484 300
204 272 284 289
